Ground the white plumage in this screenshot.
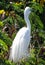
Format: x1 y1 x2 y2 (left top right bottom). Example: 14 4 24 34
9 7 31 62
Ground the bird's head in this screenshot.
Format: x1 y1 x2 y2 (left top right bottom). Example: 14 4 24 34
24 7 32 17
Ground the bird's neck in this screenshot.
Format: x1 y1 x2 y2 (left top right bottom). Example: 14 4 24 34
24 14 31 31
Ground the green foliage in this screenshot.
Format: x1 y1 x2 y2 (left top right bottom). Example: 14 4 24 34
0 21 4 27
30 12 43 30
0 59 15 65
32 2 43 13
0 39 8 61
0 39 8 52
0 31 12 46
16 14 25 28
3 16 14 25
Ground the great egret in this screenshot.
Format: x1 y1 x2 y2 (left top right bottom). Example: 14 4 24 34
9 7 31 62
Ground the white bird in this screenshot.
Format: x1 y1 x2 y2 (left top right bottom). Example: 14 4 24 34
9 7 31 62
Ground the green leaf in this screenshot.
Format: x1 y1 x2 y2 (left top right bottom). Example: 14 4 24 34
25 62 30 65
0 39 8 52
0 30 12 46
32 3 43 13
30 12 43 29
0 21 4 27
